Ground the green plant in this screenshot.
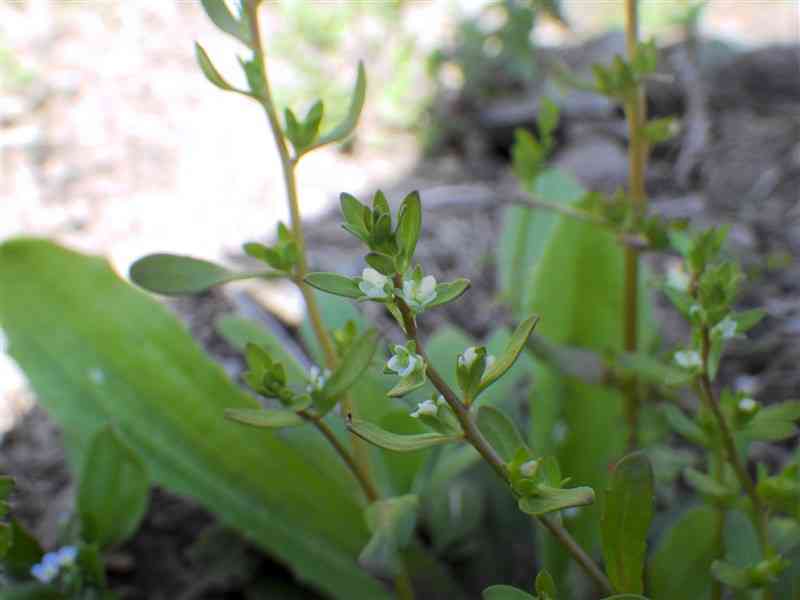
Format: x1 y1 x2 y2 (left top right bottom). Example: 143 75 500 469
0 1 798 599
0 427 148 598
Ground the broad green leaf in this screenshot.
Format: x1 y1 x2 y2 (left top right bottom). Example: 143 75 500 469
304 272 363 299
79 425 149 548
526 190 654 589
427 279 471 309
308 62 366 151
0 239 390 600
224 408 306 429
194 43 242 94
478 315 539 393
348 419 461 452
359 495 419 576
482 585 536 600
601 451 654 594
649 506 716 600
740 400 800 442
130 253 274 295
518 485 595 516
200 0 251 45
476 405 526 462
395 191 422 265
322 329 379 400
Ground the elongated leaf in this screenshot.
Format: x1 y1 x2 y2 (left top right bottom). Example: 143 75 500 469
309 62 366 151
518 485 595 516
649 506 716 600
225 408 306 429
322 329 379 401
0 239 390 600
740 400 800 441
305 272 363 299
479 315 539 393
348 419 461 452
130 253 272 295
601 452 654 594
360 495 419 576
427 279 471 309
0 584 63 600
476 406 526 462
396 191 422 264
200 0 251 45
195 43 242 93
482 585 536 600
78 426 149 548
535 569 557 597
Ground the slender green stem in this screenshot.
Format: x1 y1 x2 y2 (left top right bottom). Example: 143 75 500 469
392 280 614 596
697 328 774 600
245 0 377 503
622 0 649 451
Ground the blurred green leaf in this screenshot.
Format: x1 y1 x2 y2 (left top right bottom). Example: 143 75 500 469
360 495 419 576
427 279 471 309
308 62 366 151
130 253 275 296
740 400 800 442
601 452 654 594
195 43 242 93
395 191 422 268
476 405 527 462
200 0 251 46
482 585 536 600
79 426 149 548
518 485 595 516
0 239 390 599
318 328 379 414
478 315 538 394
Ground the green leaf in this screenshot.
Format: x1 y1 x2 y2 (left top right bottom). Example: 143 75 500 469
684 467 735 501
427 279 471 309
348 418 461 452
224 408 306 429
340 193 370 237
518 485 595 516
200 0 251 46
78 425 150 548
309 62 366 151
387 367 427 398
194 43 241 93
601 451 654 594
364 252 395 276
0 584 64 600
479 315 539 393
304 272 363 299
649 506 717 600
537 97 559 143
3 518 42 578
318 329 379 414
535 569 558 598
359 495 419 577
512 129 546 186
476 405 526 462
740 400 800 441
661 404 708 446
0 239 391 599
0 523 11 558
710 560 754 589
600 596 651 599
130 253 272 295
395 191 422 267
482 585 537 600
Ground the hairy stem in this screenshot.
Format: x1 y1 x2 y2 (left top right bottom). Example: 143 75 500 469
392 281 613 595
622 0 649 451
245 0 377 503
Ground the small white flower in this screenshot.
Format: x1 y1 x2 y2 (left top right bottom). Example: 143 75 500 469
410 400 438 418
674 350 702 369
520 459 539 477
738 397 758 414
400 275 437 312
387 345 422 378
666 261 690 292
713 316 738 340
305 366 331 393
458 346 479 369
358 268 391 300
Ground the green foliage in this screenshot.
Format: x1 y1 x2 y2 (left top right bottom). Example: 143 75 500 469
601 452 654 594
359 495 419 576
348 419 461 452
0 239 390 600
78 426 149 549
